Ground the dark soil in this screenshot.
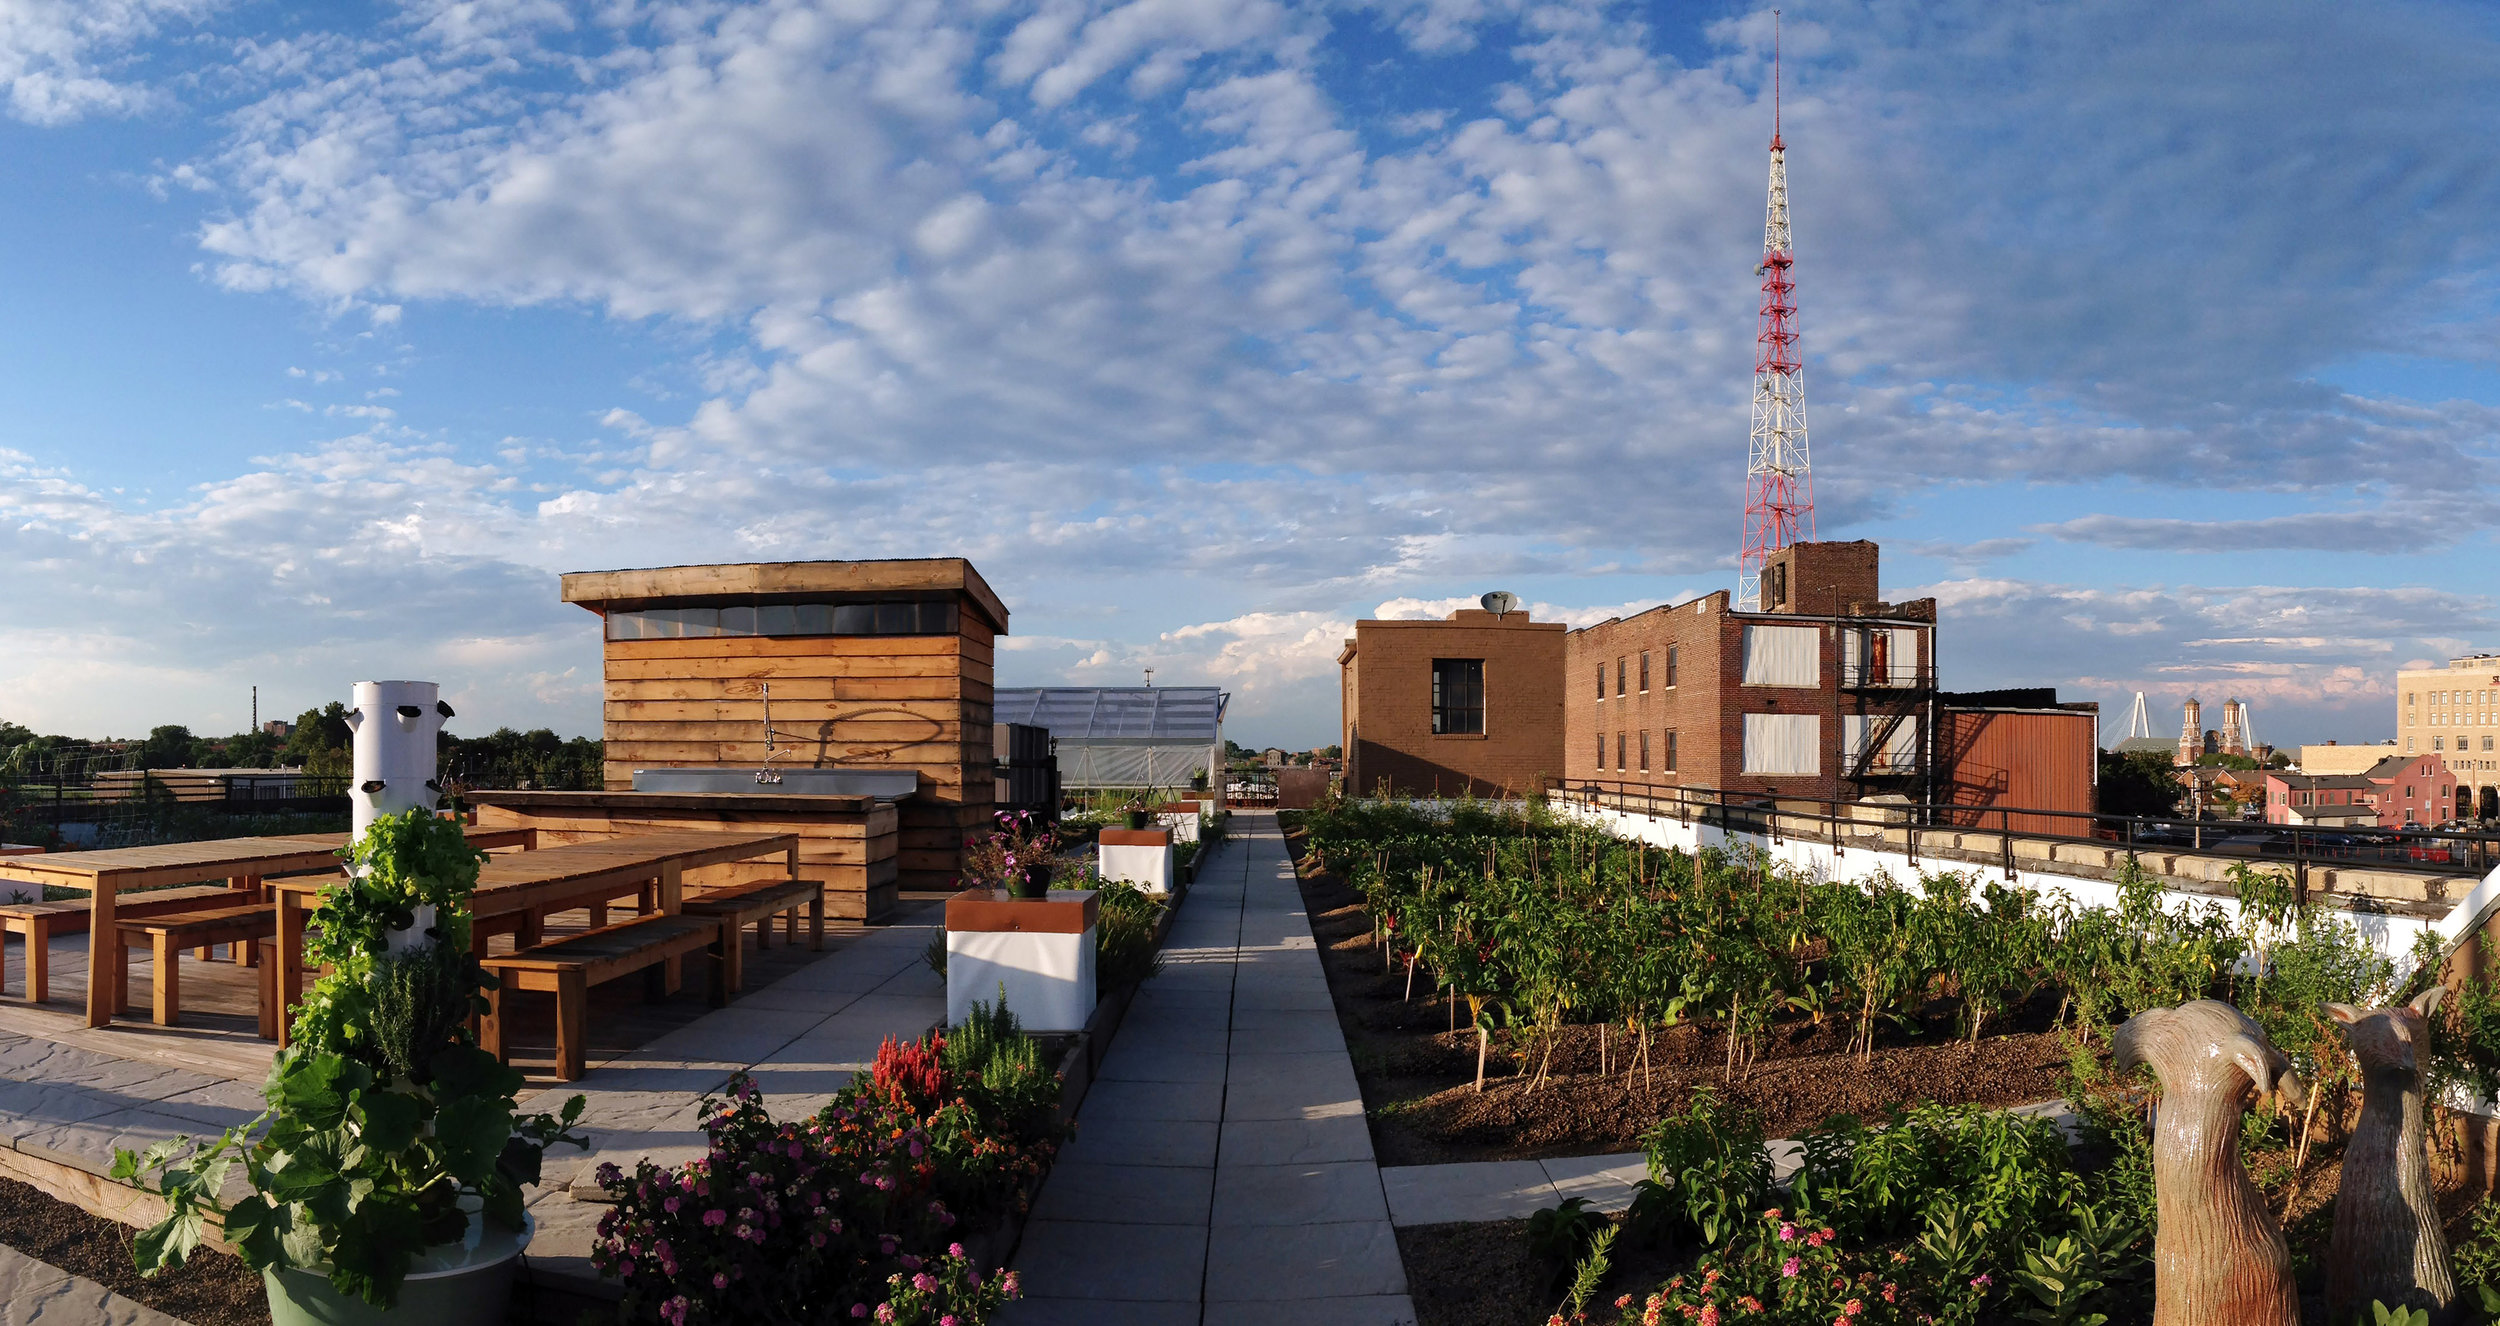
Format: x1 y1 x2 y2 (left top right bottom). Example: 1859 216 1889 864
0 1174 269 1325
1400 1215 1695 1326
1281 818 2072 1164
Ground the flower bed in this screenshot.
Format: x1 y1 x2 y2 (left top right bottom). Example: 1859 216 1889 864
591 999 1065 1326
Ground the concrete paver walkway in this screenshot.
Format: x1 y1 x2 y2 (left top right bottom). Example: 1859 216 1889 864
1007 812 1416 1326
0 1243 185 1325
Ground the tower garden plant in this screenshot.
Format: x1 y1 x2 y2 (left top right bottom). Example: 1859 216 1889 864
116 808 586 1317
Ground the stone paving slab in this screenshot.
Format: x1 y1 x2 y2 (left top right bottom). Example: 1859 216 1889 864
0 1243 186 1325
1202 1219 1409 1301
1030 1161 1215 1226
1211 1161 1391 1227
1015 1219 1209 1301
1381 1158 1561 1225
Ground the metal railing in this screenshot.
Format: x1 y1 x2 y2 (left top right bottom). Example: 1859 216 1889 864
1545 777 2500 885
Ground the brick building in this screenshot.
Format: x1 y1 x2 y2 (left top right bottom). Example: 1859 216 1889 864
1564 542 1936 803
1338 606 1566 798
2264 753 2456 829
2397 654 2500 820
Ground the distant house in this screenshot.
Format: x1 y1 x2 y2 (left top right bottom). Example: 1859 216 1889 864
2263 753 2457 828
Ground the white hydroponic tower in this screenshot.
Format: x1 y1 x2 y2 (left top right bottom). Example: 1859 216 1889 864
345 680 451 838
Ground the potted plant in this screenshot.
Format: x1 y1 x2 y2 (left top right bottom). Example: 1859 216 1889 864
963 809 1060 900
116 809 586 1324
1121 793 1153 831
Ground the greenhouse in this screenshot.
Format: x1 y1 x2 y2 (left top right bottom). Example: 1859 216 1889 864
993 685 1228 790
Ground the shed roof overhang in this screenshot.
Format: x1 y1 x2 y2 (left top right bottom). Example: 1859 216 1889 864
559 558 1009 634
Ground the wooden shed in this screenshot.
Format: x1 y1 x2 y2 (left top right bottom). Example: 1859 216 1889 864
559 558 1009 894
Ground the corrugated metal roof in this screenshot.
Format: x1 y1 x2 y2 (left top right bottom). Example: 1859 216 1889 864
994 687 1228 742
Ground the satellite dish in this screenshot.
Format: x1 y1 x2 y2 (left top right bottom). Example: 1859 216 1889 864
1480 591 1521 618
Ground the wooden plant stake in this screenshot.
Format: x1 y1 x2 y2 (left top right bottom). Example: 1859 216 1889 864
2324 988 2457 1324
2114 999 2304 1326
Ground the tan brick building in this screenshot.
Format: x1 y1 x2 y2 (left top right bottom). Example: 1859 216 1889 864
1338 607 1566 798
2397 653 2500 821
1564 542 1937 803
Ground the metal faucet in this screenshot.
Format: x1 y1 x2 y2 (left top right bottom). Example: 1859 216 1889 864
756 681 796 785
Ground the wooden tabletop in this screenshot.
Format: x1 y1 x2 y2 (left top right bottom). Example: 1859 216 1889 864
271 830 800 917
0 834 347 893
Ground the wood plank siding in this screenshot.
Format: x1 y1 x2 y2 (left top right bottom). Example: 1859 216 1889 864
560 558 1009 893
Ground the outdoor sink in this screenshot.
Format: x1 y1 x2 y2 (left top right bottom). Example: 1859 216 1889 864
630 767 920 798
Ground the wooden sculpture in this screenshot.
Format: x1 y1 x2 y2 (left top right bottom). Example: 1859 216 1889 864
2326 988 2458 1324
2115 999 2305 1326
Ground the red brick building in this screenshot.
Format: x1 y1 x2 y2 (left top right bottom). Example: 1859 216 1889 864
1338 606 1566 798
2267 753 2457 828
1564 542 1937 804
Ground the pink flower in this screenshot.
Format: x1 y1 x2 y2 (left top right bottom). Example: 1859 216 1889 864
713 1273 729 1289
1782 1257 1802 1278
1778 1223 1797 1243
1699 1308 1720 1326
949 1243 966 1258
1970 1274 1992 1289
703 1209 728 1227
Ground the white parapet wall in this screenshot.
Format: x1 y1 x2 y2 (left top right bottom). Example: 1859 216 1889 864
1555 799 2500 971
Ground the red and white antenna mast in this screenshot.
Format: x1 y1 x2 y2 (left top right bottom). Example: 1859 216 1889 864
1737 9 1816 611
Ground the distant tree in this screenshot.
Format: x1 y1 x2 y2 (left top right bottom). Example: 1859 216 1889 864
2098 749 2184 818
0 719 32 751
1223 739 1254 760
137 725 197 770
280 704 353 768
1318 744 1342 760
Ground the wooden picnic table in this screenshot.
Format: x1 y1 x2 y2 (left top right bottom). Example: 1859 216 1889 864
0 827 539 1029
0 834 352 1029
266 830 799 1047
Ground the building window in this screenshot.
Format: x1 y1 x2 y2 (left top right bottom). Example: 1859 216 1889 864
1741 624 1820 686
2486 737 2495 753
1639 652 1650 692
1664 730 1679 772
2408 737 2416 752
1639 730 1650 770
1666 645 1679 688
1596 732 1606 769
1617 657 1627 695
607 599 958 640
1616 732 1627 769
1742 713 1821 776
1596 665 1606 700
2435 737 2445 751
1431 658 1485 735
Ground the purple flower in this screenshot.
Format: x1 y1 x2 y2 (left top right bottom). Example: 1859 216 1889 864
703 1209 729 1227
714 1272 729 1290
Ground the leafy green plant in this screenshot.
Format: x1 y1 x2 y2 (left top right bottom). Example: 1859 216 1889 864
1640 1087 1771 1247
1527 1196 1611 1289
115 809 586 1308
1095 879 1166 992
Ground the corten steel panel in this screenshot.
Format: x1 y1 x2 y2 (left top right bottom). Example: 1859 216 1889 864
1339 611 1565 799
1940 710 2097 836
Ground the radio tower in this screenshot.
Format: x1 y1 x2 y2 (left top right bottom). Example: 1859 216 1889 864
1737 10 1816 611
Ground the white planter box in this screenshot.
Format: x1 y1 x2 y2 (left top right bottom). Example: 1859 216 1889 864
1098 829 1175 894
945 889 1099 1033
1155 812 1202 844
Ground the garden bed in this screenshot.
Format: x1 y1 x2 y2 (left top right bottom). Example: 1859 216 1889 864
1281 818 2073 1165
0 1174 267 1326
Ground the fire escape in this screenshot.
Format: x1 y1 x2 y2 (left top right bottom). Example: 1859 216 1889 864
1839 621 1935 792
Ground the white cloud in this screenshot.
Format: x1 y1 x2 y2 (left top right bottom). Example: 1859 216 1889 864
0 0 217 124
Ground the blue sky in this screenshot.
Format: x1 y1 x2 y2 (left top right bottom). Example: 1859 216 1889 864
1 0 2497 752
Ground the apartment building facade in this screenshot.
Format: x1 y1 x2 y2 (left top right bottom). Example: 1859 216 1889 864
2398 654 2500 821
1563 542 1938 803
1338 606 1567 798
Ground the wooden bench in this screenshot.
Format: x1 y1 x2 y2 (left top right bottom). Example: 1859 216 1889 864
681 878 824 995
478 914 726 1081
114 904 275 1027
0 884 251 1005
